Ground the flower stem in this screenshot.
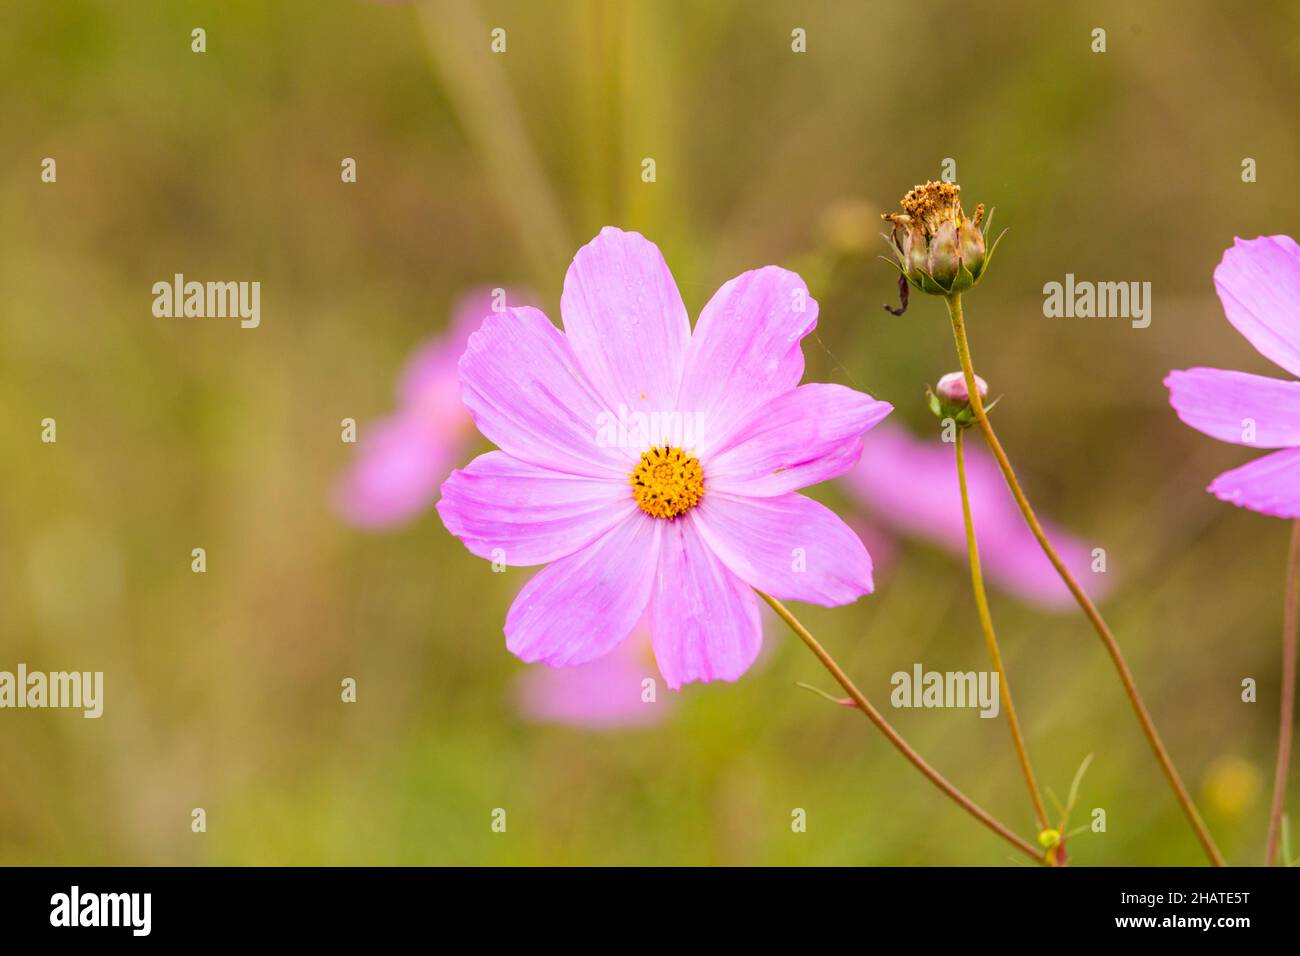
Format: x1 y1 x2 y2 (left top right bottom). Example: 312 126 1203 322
415 0 571 289
1265 520 1300 865
954 429 1051 835
943 292 1225 866
757 590 1043 864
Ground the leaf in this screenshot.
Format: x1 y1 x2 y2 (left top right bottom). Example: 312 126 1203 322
795 682 856 708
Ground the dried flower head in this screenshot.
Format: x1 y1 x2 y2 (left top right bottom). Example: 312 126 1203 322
881 181 1004 311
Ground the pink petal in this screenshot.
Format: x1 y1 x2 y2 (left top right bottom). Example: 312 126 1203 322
338 292 511 530
333 411 459 528
514 632 669 729
980 529 1104 610
505 512 662 667
692 492 873 606
399 288 512 405
560 227 691 411
678 267 818 450
1215 235 1300 378
850 519 900 577
437 451 637 567
706 384 893 496
842 424 1111 610
1165 367 1300 448
1207 447 1300 518
648 517 763 689
459 307 632 478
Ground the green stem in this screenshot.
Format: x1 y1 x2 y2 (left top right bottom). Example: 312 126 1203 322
944 292 1225 867
415 0 571 289
955 428 1051 835
757 590 1043 864
1266 521 1300 865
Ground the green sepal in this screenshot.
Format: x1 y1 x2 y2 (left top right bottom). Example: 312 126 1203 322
980 206 996 238
879 233 906 268
926 385 981 428
981 228 1008 275
950 262 976 292
917 269 948 296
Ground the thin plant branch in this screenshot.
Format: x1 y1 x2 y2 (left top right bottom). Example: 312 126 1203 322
759 590 1043 864
944 292 1225 867
954 428 1051 833
1265 521 1300 865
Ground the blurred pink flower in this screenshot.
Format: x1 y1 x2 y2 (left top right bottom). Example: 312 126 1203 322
841 423 1111 609
515 630 668 728
514 605 779 729
1165 235 1300 518
334 289 510 529
438 227 892 688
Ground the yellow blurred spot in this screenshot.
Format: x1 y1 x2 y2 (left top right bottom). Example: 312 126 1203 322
1203 755 1262 817
818 197 878 255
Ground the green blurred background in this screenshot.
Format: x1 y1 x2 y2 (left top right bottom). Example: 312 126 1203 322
2 0 1299 865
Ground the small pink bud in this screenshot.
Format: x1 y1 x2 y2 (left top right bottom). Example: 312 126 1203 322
936 371 988 404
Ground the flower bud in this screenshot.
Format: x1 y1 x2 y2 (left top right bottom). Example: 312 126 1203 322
935 371 988 405
927 372 993 429
1037 828 1067 866
881 181 1005 309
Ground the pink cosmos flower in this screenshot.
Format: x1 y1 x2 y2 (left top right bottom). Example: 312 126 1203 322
334 290 508 529
514 605 778 729
437 227 892 689
1165 236 1300 518
842 423 1111 609
514 631 669 728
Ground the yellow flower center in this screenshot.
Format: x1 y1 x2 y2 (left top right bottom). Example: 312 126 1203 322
883 180 984 238
630 446 704 520
902 180 961 232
